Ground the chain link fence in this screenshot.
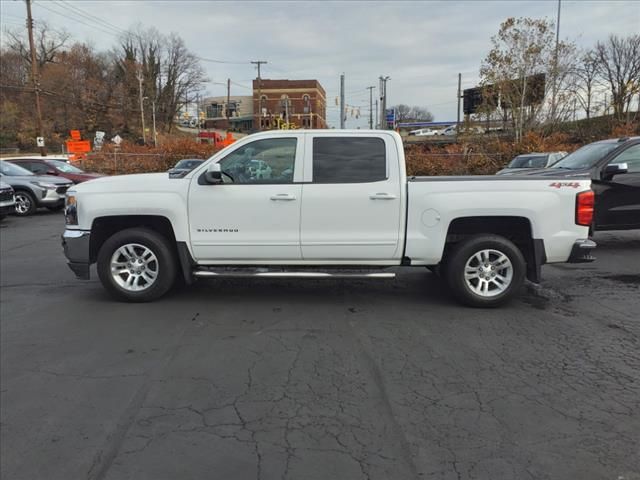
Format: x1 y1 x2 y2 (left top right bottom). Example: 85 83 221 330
405 152 506 176
79 152 209 176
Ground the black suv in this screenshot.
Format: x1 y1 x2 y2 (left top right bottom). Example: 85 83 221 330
517 137 639 231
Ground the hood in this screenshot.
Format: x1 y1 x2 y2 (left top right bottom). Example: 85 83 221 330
71 172 180 194
2 174 73 185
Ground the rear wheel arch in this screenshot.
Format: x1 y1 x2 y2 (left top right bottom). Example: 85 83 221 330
441 216 542 282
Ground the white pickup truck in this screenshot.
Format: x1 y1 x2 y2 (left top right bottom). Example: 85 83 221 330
62 130 596 307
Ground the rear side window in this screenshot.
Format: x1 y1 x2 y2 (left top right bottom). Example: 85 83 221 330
312 137 386 183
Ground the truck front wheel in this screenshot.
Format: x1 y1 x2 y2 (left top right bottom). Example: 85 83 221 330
97 228 177 302
443 235 526 308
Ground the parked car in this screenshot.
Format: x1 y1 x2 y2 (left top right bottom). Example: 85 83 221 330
62 130 594 307
496 152 567 175
5 156 103 184
0 181 15 219
514 137 640 231
0 160 73 216
440 126 457 136
167 159 205 178
409 128 439 137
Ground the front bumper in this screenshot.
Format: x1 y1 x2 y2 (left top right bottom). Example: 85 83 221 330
568 239 596 263
62 229 91 279
40 187 67 206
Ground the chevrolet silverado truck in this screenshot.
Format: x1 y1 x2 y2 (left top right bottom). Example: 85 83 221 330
62 130 595 307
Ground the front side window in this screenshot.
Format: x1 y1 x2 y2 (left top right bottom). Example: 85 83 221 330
312 137 386 183
217 138 297 184
508 155 547 169
610 144 640 173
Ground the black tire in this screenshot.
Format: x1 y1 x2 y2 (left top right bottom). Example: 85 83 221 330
46 204 65 212
443 234 526 308
13 190 37 216
97 228 177 302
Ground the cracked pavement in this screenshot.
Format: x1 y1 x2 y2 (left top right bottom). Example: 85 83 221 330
1 213 639 480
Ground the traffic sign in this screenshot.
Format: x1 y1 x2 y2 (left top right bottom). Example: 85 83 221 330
112 135 122 145
36 137 45 147
66 140 91 153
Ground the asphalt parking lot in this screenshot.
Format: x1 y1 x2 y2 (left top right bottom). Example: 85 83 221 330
1 212 639 480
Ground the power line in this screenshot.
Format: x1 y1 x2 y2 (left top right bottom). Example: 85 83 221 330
54 0 128 36
198 56 250 65
33 2 122 38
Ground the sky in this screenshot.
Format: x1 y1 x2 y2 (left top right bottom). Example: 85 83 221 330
1 0 639 128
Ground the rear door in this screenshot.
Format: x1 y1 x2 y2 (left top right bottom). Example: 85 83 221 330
300 134 403 260
594 143 640 229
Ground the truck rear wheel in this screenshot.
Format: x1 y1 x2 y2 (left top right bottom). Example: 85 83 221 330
443 234 526 308
97 228 177 302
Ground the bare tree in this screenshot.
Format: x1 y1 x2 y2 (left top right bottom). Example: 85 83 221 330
594 34 640 121
572 50 600 119
480 17 576 140
390 104 434 122
5 22 70 68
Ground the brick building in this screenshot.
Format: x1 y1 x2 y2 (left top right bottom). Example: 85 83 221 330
253 79 327 130
200 95 253 132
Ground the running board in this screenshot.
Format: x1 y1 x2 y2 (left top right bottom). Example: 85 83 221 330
193 268 396 279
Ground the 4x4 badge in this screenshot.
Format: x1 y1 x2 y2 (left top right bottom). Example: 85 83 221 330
549 182 580 189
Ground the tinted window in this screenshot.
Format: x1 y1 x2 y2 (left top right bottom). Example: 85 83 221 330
218 138 297 184
313 137 386 183
610 144 640 173
29 162 49 174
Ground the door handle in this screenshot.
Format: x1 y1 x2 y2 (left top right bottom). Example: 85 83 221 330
369 193 397 200
270 194 296 201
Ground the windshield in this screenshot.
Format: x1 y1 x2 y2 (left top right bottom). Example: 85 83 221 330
46 159 84 173
552 142 619 170
174 159 203 169
508 155 548 169
0 161 34 176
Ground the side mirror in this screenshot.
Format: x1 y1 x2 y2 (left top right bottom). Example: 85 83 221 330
204 163 223 184
603 162 628 179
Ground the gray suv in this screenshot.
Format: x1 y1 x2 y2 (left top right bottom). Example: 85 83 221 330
0 160 73 216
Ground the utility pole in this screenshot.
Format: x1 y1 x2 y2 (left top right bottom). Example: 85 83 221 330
25 0 45 156
137 66 146 144
551 0 561 122
366 86 375 129
226 78 232 132
340 74 345 129
251 60 267 130
379 76 390 129
457 73 462 134
375 98 379 128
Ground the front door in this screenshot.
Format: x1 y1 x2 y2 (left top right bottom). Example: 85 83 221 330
188 136 304 262
300 135 403 260
594 143 640 230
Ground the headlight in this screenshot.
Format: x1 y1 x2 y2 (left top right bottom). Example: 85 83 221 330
65 194 78 225
32 181 58 189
